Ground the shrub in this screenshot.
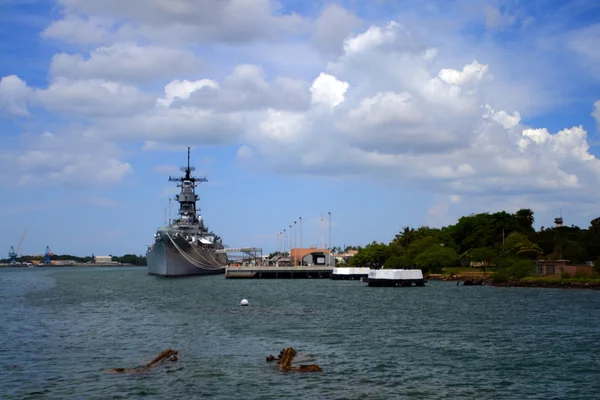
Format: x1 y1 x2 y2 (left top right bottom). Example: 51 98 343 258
491 269 509 283
573 271 588 279
490 259 534 282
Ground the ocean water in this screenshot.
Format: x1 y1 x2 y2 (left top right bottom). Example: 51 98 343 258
1 267 599 400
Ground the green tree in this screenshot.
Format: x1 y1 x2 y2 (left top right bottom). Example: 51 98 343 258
561 240 588 264
469 247 497 271
413 245 459 274
350 242 388 268
503 232 542 259
516 208 535 232
491 259 535 282
393 226 415 247
404 236 443 265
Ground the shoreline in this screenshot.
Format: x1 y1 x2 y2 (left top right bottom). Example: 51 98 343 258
426 274 600 290
491 279 600 290
0 264 141 268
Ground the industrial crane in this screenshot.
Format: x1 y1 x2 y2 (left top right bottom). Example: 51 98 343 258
8 227 27 264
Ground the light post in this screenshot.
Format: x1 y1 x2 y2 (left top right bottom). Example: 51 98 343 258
328 211 332 266
277 232 280 253
299 217 302 249
289 224 292 257
294 220 297 265
283 229 286 254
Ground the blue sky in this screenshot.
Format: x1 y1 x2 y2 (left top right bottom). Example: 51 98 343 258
1 0 600 257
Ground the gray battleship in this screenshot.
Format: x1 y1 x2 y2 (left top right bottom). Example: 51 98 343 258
146 148 227 277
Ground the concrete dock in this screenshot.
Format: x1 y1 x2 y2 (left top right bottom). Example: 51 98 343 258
225 266 334 279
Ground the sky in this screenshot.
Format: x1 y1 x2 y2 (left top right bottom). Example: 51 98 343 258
1 0 600 258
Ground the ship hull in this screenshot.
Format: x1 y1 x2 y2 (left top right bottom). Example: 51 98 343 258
147 235 227 277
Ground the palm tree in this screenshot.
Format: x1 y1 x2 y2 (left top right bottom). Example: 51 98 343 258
394 226 415 247
516 208 534 231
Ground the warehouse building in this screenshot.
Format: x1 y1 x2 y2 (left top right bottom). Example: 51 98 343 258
93 255 113 264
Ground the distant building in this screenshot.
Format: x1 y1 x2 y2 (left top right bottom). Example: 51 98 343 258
51 260 77 265
335 249 358 264
536 259 595 276
94 255 113 264
290 248 335 266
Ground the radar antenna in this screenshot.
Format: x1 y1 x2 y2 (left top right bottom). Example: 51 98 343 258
168 147 207 184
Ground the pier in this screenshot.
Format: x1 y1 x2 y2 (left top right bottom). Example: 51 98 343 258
225 266 334 279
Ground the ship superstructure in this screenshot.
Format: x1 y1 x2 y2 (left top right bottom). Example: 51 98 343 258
146 147 227 277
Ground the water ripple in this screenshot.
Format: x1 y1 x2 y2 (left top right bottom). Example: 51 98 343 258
1 267 599 399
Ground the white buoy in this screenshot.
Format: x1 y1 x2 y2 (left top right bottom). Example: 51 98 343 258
240 299 249 306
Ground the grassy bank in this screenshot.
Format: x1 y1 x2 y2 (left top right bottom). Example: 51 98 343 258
491 276 600 289
428 266 600 289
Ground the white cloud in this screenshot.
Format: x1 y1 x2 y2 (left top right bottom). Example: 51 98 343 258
484 105 521 129
4 7 600 216
35 78 152 117
310 73 349 110
311 4 362 55
0 75 31 116
162 64 311 112
343 21 402 55
256 109 305 143
47 0 307 44
157 79 219 107
50 43 200 83
42 14 113 44
235 20 600 209
0 130 132 187
102 106 244 146
438 60 489 86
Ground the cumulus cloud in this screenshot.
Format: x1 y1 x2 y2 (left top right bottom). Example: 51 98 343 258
50 44 200 83
4 5 600 217
438 60 489 86
35 78 152 117
0 130 133 187
0 75 31 116
235 20 600 211
311 4 362 55
157 79 219 107
42 14 113 44
100 106 245 147
159 64 310 112
46 0 307 44
310 73 349 110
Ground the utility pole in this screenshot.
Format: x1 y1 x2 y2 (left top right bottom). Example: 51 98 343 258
321 212 324 249
299 217 303 249
328 211 332 266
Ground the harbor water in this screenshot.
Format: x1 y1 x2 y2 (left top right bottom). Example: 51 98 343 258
1 267 599 399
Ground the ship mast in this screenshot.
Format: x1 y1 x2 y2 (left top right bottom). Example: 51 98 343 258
168 147 208 225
